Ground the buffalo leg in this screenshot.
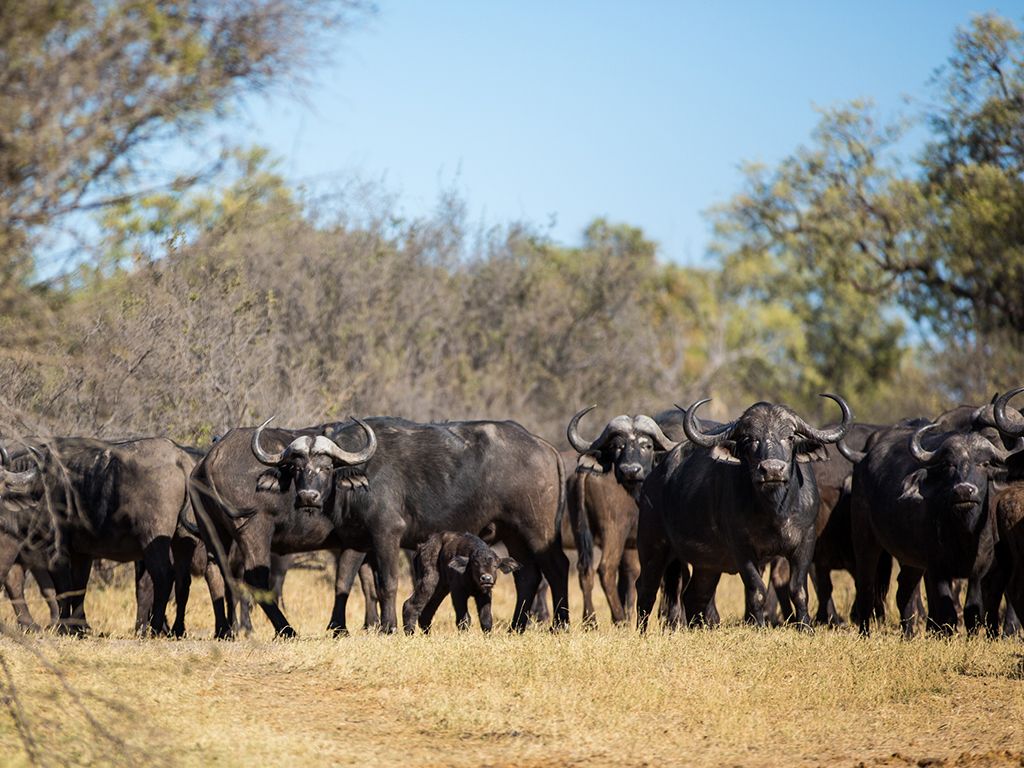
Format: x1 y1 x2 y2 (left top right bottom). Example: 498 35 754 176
810 564 842 627
851 512 884 635
598 534 629 625
134 562 155 634
27 566 59 628
477 594 494 632
171 537 197 637
683 567 722 628
579 559 598 628
534 543 570 629
619 548 640 623
451 584 472 631
658 559 685 629
503 532 543 632
963 576 984 636
370 526 406 634
403 557 446 635
923 573 958 636
636 545 672 633
360 559 380 630
530 578 551 624
4 562 39 631
738 558 769 626
787 537 814 628
55 553 93 636
328 549 363 636
895 565 924 637
141 538 174 636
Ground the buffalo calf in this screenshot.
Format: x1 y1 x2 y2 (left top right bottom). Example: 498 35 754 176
403 532 519 633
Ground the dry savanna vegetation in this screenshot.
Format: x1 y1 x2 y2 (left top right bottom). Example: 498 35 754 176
2 5 1024 768
0 566 1022 768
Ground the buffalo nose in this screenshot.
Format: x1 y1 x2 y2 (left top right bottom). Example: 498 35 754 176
953 482 979 502
619 463 643 480
297 489 321 506
758 459 787 482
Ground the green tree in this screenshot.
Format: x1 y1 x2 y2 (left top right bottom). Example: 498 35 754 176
0 0 367 313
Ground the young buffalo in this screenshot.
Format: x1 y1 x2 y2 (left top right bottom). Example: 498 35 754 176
403 532 519 633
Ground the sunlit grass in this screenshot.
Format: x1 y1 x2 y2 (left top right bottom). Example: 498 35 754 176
0 563 1021 767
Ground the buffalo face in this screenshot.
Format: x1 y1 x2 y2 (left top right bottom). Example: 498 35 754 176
449 548 519 594
566 408 679 491
251 418 377 512
682 394 852 491
902 425 1020 518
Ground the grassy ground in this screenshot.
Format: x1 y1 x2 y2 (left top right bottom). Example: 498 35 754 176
0 562 1022 767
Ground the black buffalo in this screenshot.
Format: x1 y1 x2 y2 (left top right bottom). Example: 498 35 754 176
565 407 679 626
636 395 851 629
191 417 567 636
0 437 195 634
402 531 519 633
849 419 1022 636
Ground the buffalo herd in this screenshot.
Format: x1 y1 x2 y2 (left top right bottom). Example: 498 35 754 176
2 389 1024 639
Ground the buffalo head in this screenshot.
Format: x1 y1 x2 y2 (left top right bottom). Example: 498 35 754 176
567 406 679 489
251 417 377 511
449 548 519 594
682 394 852 488
900 422 1024 514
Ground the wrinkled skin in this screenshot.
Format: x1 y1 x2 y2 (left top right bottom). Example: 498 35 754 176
192 418 568 637
637 398 849 630
565 410 677 627
403 532 519 633
851 425 1016 637
0 438 194 636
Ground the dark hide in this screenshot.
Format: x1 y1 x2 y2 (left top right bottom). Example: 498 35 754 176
191 417 567 637
850 424 1017 636
636 399 849 630
402 531 519 633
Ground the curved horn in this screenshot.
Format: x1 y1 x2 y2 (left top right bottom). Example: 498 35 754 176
909 423 939 464
566 405 598 454
251 417 288 467
682 399 731 449
319 418 377 466
791 393 853 444
633 415 680 452
994 387 1024 437
836 437 866 464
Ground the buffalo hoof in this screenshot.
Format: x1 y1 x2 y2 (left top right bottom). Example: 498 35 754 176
328 624 349 638
274 626 298 639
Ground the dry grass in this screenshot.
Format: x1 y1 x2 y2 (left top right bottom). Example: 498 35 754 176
0 564 1022 767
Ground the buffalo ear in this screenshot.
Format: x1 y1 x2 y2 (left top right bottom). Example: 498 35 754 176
575 453 608 475
899 468 928 501
1001 450 1024 482
256 469 286 493
498 557 520 573
448 555 470 574
795 440 829 463
710 441 741 465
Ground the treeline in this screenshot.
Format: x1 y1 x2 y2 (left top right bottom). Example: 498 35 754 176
1 7 1022 444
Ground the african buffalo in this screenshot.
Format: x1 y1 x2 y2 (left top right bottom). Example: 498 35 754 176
191 417 567 637
565 407 679 626
636 394 852 630
849 419 1022 636
402 531 519 633
0 437 195 635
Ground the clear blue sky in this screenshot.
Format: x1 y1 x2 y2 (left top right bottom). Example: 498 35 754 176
240 2 1018 264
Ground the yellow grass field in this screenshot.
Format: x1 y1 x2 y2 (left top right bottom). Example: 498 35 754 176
0 561 1022 767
